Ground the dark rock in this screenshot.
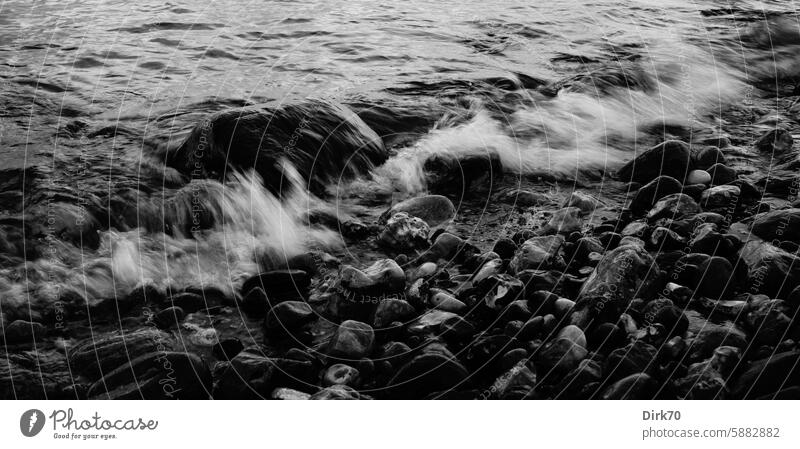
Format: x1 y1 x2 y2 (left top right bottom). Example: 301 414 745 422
647 226 685 251
755 128 794 154
214 349 315 399
151 306 185 329
601 373 659 399
588 322 626 353
310 385 364 400
496 189 549 207
68 328 175 380
423 152 503 195
0 350 77 399
265 301 315 330
629 176 683 215
167 101 387 195
745 299 793 347
696 147 726 169
378 212 430 251
322 364 361 388
740 240 800 298
731 351 800 399
486 362 537 399
212 338 244 360
617 140 692 184
647 193 700 221
87 351 211 399
169 292 206 313
381 195 456 227
605 341 658 382
387 346 470 398
340 259 405 295
509 235 565 273
539 207 583 234
572 244 663 327
700 185 740 212
751 208 800 243
695 256 735 299
492 238 517 260
429 290 468 314
564 191 600 214
240 287 270 316
425 232 468 261
373 298 416 328
240 269 310 299
687 324 747 363
2 320 45 344
706 163 737 185
326 320 375 360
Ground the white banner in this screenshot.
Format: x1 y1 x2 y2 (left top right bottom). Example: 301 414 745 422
0 401 796 448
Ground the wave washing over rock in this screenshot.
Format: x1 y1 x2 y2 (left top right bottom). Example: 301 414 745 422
2 0 800 400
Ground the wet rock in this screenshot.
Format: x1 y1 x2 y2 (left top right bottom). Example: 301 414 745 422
629 176 683 215
601 373 659 399
492 238 517 260
539 207 583 234
486 362 537 399
707 163 736 185
605 341 658 382
378 212 430 252
746 299 793 347
265 301 315 330
271 388 311 400
425 232 467 261
695 256 735 299
687 225 740 259
2 320 45 344
440 315 477 341
169 292 206 313
647 226 685 251
0 350 77 399
87 351 211 399
310 384 364 400
408 310 460 335
696 147 726 169
69 328 175 380
751 208 800 243
387 346 470 398
564 191 600 214
373 298 416 328
643 300 688 337
755 128 794 154
509 235 565 273
687 169 711 185
241 269 310 300
647 193 700 221
29 202 100 249
423 152 503 195
326 320 375 359
151 306 185 329
381 195 456 227
740 240 800 298
168 101 387 195
572 244 663 327
556 359 603 399
340 259 406 295
240 287 270 316
214 349 315 399
687 325 747 363
537 333 588 375
588 322 627 353
482 274 525 310
496 189 549 207
700 185 740 212
731 351 800 399
322 364 361 388
617 140 692 184
571 236 604 260
621 220 650 239
429 290 467 314
212 338 244 360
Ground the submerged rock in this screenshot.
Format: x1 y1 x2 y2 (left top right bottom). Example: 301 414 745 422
755 128 794 155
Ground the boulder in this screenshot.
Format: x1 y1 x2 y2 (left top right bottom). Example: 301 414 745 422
68 328 176 380
601 373 659 399
0 350 76 399
214 349 314 399
2 320 45 344
240 269 310 300
167 101 387 195
373 298 415 328
740 240 800 298
381 195 456 227
617 140 692 184
564 191 600 214
687 324 747 363
423 152 503 194
265 301 316 330
605 341 658 382
696 147 726 169
695 256 735 299
425 232 467 261
386 347 470 398
731 351 800 399
700 185 740 212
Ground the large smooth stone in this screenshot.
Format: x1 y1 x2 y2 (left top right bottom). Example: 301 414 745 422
617 140 692 184
326 320 375 359
340 259 406 294
381 195 456 227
